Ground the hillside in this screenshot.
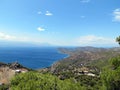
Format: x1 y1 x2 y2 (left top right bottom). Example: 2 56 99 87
40 47 120 78
57 47 120 65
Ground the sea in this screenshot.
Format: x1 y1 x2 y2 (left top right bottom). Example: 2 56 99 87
0 47 67 69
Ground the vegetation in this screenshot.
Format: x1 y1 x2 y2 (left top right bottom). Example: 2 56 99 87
56 47 120 71
10 71 85 90
75 75 102 90
101 56 120 90
116 36 120 45
9 55 120 90
0 85 9 90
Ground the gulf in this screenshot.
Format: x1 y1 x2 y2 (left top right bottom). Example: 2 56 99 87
0 47 67 69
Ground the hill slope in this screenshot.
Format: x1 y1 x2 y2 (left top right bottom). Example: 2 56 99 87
42 47 120 77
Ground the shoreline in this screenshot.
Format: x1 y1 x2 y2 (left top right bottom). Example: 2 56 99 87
39 48 71 69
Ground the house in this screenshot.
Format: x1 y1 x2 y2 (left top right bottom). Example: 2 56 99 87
87 73 95 77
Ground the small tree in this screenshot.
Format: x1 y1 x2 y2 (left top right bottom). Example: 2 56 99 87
116 36 120 45
101 57 120 90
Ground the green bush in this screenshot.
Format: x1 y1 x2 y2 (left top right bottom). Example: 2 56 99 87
101 56 120 90
0 85 9 90
10 71 84 90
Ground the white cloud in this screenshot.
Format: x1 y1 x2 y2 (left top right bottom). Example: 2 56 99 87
113 8 120 22
37 27 45 32
0 32 16 40
37 11 53 16
0 32 47 45
45 11 53 16
80 0 90 3
76 35 116 46
0 32 34 42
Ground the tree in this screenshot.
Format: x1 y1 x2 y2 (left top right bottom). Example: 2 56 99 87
116 36 120 45
101 57 120 90
110 56 120 69
10 71 84 90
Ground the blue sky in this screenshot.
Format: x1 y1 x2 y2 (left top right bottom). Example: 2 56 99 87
0 0 120 47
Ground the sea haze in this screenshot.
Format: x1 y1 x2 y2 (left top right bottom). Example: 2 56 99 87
0 47 67 69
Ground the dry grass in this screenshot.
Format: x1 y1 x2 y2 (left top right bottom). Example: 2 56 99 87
0 66 15 84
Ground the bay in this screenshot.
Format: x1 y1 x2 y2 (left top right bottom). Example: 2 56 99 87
0 47 67 69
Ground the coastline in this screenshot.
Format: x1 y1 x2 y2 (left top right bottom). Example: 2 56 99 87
41 48 70 69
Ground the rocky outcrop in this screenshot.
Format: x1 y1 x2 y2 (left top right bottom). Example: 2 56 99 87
0 62 29 84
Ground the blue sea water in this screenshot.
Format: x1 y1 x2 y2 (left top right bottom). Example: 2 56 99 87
0 47 67 69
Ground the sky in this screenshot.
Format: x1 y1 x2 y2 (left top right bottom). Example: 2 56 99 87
0 0 120 47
